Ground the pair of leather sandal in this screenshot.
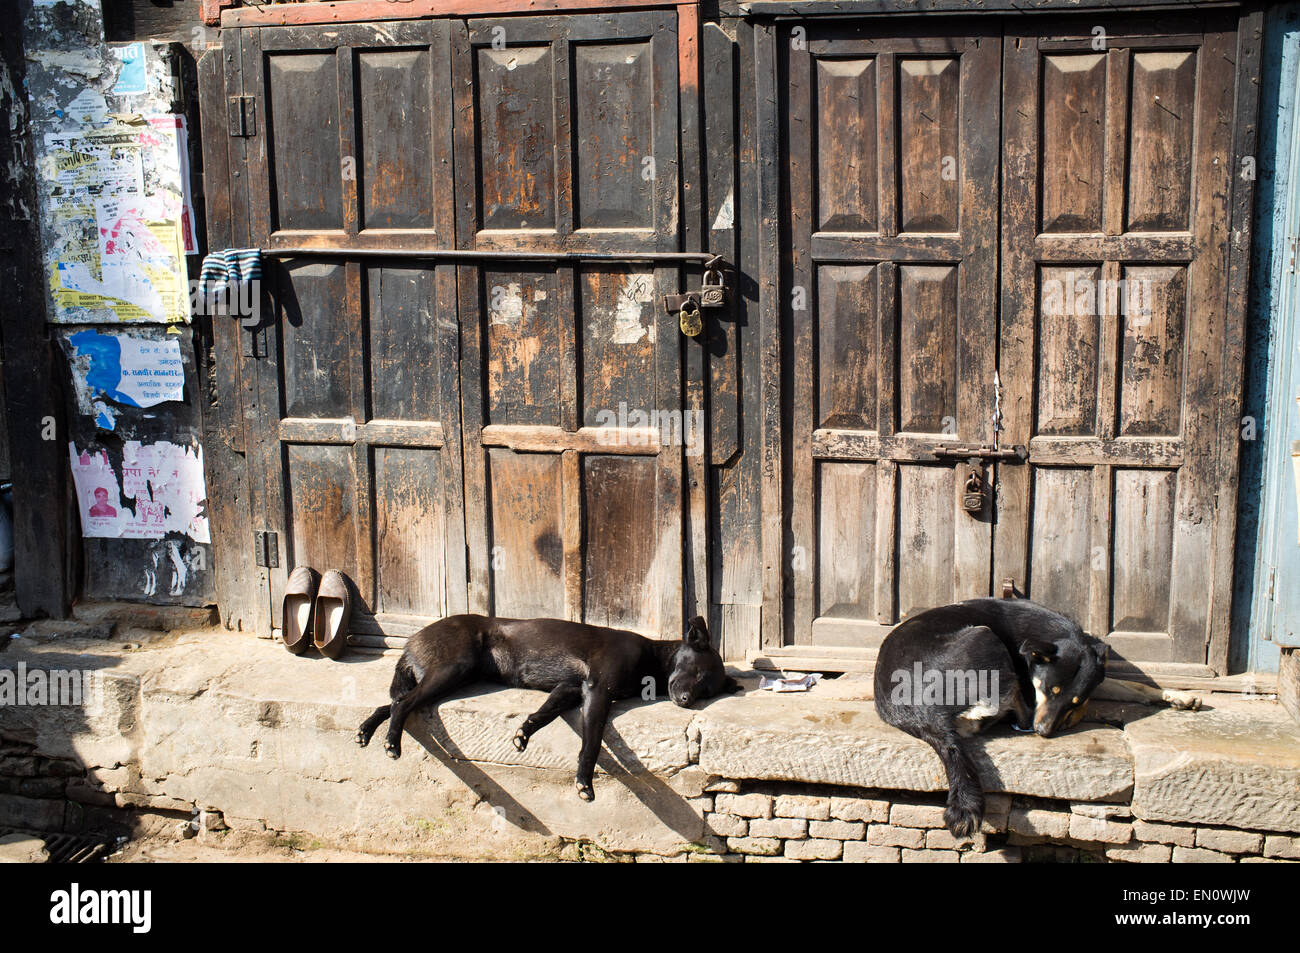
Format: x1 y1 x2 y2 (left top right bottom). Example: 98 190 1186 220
281 567 352 659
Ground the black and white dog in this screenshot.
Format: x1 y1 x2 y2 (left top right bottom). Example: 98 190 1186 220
874 598 1109 838
357 614 741 800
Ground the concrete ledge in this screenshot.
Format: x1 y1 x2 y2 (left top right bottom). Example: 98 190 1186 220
695 692 1133 802
3 631 1299 858
1128 701 1300 834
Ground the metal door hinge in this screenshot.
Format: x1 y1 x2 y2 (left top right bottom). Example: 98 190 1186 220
242 323 267 359
254 530 279 568
228 95 256 137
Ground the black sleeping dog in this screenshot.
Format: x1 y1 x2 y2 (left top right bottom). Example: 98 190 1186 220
874 598 1108 838
357 614 741 800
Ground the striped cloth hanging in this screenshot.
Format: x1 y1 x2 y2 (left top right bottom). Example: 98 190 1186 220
199 248 262 291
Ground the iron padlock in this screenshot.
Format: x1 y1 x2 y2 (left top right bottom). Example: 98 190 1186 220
699 268 727 309
679 299 704 337
962 469 985 513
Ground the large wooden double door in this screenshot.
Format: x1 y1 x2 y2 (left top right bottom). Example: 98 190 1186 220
219 14 689 645
775 14 1244 675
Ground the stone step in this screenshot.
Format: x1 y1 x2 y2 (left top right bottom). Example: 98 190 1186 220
3 630 1299 859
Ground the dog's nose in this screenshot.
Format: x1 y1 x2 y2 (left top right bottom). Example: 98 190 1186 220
1034 723 1053 737
677 694 691 706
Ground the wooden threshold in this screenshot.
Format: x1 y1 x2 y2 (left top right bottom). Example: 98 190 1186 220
749 647 1279 694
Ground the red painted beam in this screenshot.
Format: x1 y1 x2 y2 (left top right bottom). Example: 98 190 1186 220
201 0 237 27
221 0 693 28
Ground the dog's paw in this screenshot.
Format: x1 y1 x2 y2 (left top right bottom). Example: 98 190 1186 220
575 781 594 802
384 738 402 760
1162 689 1202 711
512 728 529 752
944 802 982 839
355 730 370 747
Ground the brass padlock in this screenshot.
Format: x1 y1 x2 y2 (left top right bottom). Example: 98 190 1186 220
679 298 704 337
699 268 727 309
962 469 984 513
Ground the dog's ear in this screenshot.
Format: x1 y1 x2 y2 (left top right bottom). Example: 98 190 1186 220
685 617 710 648
722 676 743 694
1019 638 1057 664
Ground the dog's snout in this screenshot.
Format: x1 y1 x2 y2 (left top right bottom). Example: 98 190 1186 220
677 693 691 706
1034 723 1053 738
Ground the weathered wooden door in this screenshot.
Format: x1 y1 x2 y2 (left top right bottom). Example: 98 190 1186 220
771 14 1246 676
225 13 688 642
233 20 467 642
453 12 686 637
776 22 1002 653
998 16 1242 676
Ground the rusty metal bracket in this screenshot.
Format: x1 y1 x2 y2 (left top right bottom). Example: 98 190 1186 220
929 444 1028 464
662 292 700 314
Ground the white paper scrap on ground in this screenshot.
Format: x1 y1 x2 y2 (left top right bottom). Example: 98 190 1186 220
758 672 823 693
69 441 209 542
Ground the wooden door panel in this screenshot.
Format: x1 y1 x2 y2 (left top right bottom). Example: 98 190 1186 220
265 53 344 232
286 443 359 581
1040 54 1106 233
1126 50 1197 232
579 267 659 426
475 44 558 232
482 266 566 428
897 57 960 233
457 13 685 640
373 446 448 617
783 23 1000 651
1118 264 1186 437
815 59 879 233
582 454 664 632
1036 265 1102 436
486 448 566 620
357 48 439 230
571 43 656 230
999 17 1238 673
816 462 877 621
897 264 959 434
816 266 878 430
278 260 354 418
368 266 440 420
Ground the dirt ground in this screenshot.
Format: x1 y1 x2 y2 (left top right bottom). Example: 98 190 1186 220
107 830 466 863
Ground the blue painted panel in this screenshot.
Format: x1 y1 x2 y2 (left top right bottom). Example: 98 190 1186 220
1237 4 1300 669
1257 87 1300 648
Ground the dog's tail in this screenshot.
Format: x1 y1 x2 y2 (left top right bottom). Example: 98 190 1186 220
917 726 984 838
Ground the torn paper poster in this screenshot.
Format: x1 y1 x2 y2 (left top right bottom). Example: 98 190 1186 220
91 400 117 432
66 87 109 125
111 43 147 96
40 117 195 323
612 273 655 344
69 442 209 543
67 329 185 408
